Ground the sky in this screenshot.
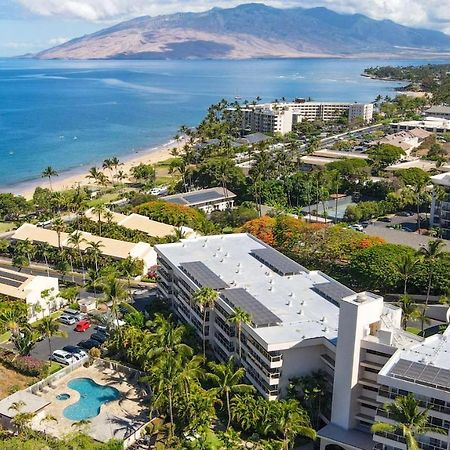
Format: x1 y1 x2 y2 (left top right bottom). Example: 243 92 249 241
1 0 449 56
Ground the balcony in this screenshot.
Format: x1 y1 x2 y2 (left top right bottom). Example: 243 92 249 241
320 353 335 370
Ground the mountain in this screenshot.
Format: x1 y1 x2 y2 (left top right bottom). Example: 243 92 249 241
36 3 450 60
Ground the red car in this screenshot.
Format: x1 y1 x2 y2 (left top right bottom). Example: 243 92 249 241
74 320 91 332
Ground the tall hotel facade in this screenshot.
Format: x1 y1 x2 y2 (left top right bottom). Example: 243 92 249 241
430 173 450 239
155 233 450 450
241 101 374 135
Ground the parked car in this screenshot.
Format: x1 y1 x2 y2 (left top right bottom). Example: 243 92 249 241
52 350 78 365
94 324 108 334
63 308 83 321
78 339 100 350
59 315 77 325
62 345 87 358
378 217 392 223
74 319 91 332
397 211 414 217
90 332 107 344
349 224 364 232
360 221 370 228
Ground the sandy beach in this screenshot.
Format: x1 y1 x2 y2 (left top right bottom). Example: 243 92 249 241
2 137 187 199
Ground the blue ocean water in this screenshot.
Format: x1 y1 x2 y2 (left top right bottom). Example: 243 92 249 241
0 58 435 188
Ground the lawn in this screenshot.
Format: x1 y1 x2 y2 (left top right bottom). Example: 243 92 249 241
0 222 15 232
0 363 35 400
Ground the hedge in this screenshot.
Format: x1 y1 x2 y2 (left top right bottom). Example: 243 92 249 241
0 349 47 377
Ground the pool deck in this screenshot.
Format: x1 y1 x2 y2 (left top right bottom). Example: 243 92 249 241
31 363 150 443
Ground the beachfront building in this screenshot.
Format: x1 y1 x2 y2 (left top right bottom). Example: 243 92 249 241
85 208 197 239
162 187 236 214
300 149 369 169
430 173 450 239
11 223 157 275
0 267 64 323
390 118 450 133
241 101 373 135
424 105 450 120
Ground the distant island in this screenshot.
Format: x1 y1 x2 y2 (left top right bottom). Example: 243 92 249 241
36 3 450 60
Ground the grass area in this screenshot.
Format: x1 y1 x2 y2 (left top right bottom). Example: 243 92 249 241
0 331 11 344
155 157 180 167
406 326 421 335
0 222 15 232
47 361 63 376
0 363 35 400
30 311 63 329
86 192 121 207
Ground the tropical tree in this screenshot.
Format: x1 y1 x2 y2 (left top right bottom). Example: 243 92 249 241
228 306 251 361
419 240 446 306
91 203 107 236
207 356 255 429
68 231 86 281
86 240 104 272
101 277 129 334
276 399 316 450
36 315 67 359
8 400 36 436
52 217 66 249
11 326 39 356
372 394 446 450
395 253 421 294
397 294 420 330
41 166 58 191
193 287 218 357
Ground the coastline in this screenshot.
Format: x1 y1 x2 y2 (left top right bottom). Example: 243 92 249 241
1 137 186 200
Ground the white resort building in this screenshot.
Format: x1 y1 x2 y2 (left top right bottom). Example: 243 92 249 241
241 101 374 135
155 233 450 450
11 223 157 275
430 173 450 239
0 267 64 322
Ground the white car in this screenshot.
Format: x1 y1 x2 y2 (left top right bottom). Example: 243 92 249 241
51 350 78 365
58 315 77 325
349 224 364 232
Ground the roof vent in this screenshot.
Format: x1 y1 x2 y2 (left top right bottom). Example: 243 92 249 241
289 292 294 297
225 252 229 257
356 293 368 303
297 309 303 315
286 300 292 307
300 300 305 306
269 286 273 291
323 327 329 333
220 258 224 263
237 262 241 267
213 253 217 257
321 316 327 323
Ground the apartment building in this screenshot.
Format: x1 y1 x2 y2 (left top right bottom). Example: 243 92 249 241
155 232 450 450
424 106 450 120
155 233 343 400
0 267 64 323
430 173 450 239
241 101 373 135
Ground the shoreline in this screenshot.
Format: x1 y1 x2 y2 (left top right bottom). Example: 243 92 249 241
1 137 186 200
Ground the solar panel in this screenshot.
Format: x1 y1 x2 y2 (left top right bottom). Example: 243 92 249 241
314 282 355 304
183 191 225 204
165 197 189 205
0 277 22 288
221 288 281 328
0 270 27 282
179 261 229 290
389 359 450 392
250 247 307 276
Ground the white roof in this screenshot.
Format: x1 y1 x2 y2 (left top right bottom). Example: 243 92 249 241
12 223 155 263
156 233 343 349
0 267 34 299
312 149 369 160
386 159 437 172
431 172 450 187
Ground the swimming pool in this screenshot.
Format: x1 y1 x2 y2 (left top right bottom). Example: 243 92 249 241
63 378 120 421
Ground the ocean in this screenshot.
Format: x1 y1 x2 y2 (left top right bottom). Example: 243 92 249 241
0 58 432 189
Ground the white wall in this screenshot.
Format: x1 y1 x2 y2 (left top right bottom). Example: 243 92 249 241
25 276 64 323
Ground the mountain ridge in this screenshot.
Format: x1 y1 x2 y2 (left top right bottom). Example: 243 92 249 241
36 3 450 60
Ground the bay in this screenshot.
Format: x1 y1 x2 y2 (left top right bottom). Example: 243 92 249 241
0 58 433 188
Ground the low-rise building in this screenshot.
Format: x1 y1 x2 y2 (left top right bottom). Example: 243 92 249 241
375 128 432 156
430 172 450 239
162 187 236 214
424 106 450 120
390 118 450 133
0 267 64 322
385 159 438 173
85 208 196 239
11 223 157 275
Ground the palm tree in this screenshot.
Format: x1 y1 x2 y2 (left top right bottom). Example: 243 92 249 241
86 240 104 272
193 287 218 358
37 316 67 359
91 203 106 236
372 394 446 450
52 217 66 249
397 294 420 330
228 306 251 361
276 399 316 450
207 356 255 429
395 253 421 294
419 240 446 307
68 231 86 282
41 166 58 191
178 354 205 400
8 400 36 437
101 277 129 334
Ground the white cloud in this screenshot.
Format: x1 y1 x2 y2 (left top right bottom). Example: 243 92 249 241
48 36 69 45
15 0 450 33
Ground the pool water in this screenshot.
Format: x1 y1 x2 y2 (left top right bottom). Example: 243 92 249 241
56 393 70 401
63 378 120 421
